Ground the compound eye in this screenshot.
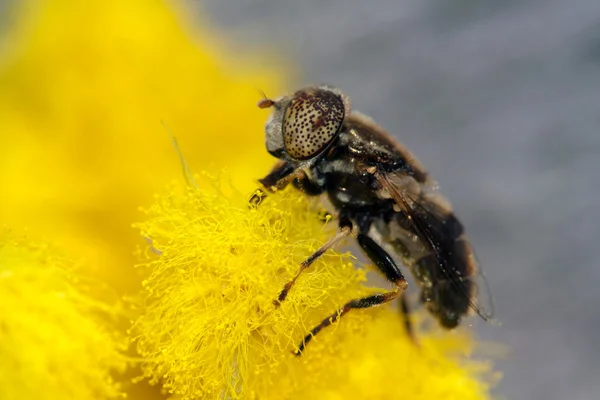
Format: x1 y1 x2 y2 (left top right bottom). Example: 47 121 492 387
283 89 345 160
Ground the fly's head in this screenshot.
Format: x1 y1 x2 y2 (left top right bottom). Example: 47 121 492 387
258 85 350 163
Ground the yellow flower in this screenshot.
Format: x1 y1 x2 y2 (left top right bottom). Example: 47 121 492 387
0 2 283 395
132 177 494 400
0 0 283 295
0 233 126 400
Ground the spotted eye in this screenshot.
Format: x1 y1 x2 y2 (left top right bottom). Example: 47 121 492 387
282 89 345 160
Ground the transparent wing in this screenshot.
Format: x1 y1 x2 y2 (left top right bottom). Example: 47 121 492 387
376 169 494 322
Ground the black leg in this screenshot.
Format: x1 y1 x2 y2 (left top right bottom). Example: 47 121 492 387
357 234 406 287
361 234 417 343
250 162 326 207
295 290 403 355
258 160 295 188
294 233 408 355
275 224 352 306
399 292 417 345
249 160 295 207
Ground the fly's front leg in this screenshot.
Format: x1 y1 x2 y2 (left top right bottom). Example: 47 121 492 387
249 160 327 207
249 160 295 207
294 232 409 355
252 161 341 307
250 161 326 211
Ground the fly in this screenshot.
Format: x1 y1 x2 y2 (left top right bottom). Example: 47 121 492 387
250 85 494 355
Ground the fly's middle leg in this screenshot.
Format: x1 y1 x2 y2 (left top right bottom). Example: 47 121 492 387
274 223 352 306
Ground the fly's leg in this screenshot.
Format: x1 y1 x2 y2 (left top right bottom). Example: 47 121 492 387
249 161 325 207
249 160 295 207
362 231 417 344
360 233 414 341
388 238 417 342
316 209 333 223
399 292 417 345
249 187 269 207
251 161 338 305
294 233 408 355
274 223 352 306
294 290 403 356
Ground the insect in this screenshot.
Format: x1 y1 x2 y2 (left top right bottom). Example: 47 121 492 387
250 85 493 355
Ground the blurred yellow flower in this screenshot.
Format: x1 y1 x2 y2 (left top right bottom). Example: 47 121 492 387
0 0 285 398
132 177 494 400
0 233 126 400
0 0 283 295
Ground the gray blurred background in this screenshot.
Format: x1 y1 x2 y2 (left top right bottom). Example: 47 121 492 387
1 0 598 399
192 1 600 399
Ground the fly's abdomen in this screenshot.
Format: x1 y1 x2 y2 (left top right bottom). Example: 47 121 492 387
413 238 473 328
392 201 477 329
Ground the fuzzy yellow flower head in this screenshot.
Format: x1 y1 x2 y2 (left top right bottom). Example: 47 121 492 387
132 177 494 400
0 234 127 400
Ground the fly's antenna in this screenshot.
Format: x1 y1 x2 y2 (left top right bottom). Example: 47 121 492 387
161 120 198 189
256 88 274 109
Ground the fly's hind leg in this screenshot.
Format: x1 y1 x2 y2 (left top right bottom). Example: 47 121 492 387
360 234 416 342
399 292 417 345
294 233 408 355
294 289 403 356
389 237 418 343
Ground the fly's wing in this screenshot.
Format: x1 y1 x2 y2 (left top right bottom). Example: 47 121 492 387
343 111 493 326
375 170 494 327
